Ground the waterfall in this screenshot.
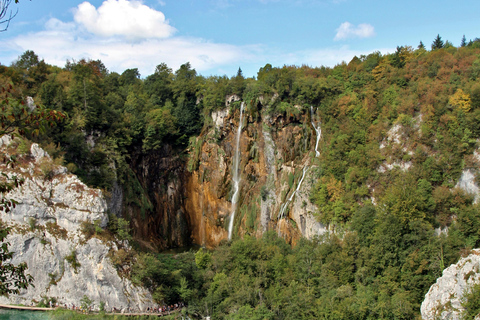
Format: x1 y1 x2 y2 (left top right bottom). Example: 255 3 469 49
278 166 308 220
228 102 245 240
310 106 321 157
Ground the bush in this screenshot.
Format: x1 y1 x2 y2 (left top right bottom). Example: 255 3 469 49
80 295 93 313
65 250 81 273
461 283 480 319
46 221 68 240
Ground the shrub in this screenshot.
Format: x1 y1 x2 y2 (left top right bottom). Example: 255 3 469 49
461 283 480 319
65 250 81 273
46 221 68 240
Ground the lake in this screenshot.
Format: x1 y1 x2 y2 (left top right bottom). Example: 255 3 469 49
0 309 50 319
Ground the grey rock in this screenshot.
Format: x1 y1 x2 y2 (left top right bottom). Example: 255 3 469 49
421 250 480 320
456 169 480 203
0 141 155 310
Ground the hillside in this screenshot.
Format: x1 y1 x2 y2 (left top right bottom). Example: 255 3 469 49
2 41 480 318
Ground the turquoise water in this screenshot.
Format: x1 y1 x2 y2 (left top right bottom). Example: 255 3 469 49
0 309 50 320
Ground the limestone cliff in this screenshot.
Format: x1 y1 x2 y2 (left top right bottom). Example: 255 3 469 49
0 136 154 311
421 250 480 320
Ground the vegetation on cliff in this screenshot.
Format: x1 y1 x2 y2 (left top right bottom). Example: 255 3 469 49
2 35 480 318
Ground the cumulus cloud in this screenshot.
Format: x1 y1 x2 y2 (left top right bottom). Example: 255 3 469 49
74 0 176 40
0 15 259 77
334 22 375 41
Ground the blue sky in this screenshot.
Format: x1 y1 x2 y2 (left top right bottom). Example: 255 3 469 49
0 0 479 78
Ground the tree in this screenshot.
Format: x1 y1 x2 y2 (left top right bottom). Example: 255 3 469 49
144 62 174 106
0 224 33 295
172 63 201 139
418 41 426 50
461 35 467 47
12 50 39 70
391 46 412 68
431 34 444 50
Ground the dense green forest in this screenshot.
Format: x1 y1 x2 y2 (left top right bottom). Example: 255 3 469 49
3 35 480 319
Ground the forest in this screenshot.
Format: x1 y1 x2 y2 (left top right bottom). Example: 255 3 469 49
2 35 480 319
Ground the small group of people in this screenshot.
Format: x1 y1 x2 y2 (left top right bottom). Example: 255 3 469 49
145 302 186 314
45 301 186 315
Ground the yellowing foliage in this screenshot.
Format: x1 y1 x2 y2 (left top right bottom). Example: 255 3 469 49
372 63 387 82
449 88 471 112
326 176 344 202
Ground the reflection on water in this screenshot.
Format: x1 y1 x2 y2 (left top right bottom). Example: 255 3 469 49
0 309 50 320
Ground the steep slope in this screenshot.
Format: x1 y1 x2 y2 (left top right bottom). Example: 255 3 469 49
184 99 327 247
0 136 154 311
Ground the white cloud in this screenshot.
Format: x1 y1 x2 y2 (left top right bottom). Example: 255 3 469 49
334 22 375 41
0 1 388 78
0 16 259 77
74 0 176 40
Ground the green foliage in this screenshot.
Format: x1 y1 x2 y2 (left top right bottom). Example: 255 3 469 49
432 34 445 50
287 172 294 189
194 248 211 269
131 251 200 305
37 295 57 308
0 225 34 295
4 42 480 320
108 215 132 242
142 101 177 152
187 136 203 172
80 295 93 313
461 283 480 320
65 250 81 273
260 185 268 201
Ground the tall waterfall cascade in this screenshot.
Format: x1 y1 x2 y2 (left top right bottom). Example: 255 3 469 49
278 166 308 220
228 102 245 240
311 106 322 157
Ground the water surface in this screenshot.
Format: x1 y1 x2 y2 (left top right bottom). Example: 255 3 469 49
0 309 50 319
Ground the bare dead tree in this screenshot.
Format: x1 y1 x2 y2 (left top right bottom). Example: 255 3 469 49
0 0 19 32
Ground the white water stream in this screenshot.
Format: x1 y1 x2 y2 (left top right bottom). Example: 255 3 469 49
311 106 321 157
278 166 308 220
228 102 245 240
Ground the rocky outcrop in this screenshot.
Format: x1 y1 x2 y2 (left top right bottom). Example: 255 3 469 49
0 139 154 311
456 169 480 203
421 250 480 320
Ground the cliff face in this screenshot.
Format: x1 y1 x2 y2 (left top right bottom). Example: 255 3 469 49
128 146 191 250
182 101 327 247
421 250 480 320
0 136 154 311
127 99 328 249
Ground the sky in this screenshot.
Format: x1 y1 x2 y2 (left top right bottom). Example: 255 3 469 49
0 0 479 78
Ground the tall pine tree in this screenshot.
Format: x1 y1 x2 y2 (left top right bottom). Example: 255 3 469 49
431 34 444 50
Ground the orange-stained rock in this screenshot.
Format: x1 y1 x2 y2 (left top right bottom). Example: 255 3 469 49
126 101 327 250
